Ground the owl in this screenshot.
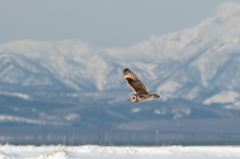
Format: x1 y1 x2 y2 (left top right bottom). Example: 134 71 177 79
124 68 160 103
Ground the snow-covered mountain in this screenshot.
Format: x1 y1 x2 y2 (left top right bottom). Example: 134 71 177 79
106 2 240 107
0 2 240 108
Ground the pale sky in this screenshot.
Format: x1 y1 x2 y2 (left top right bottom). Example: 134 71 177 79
0 0 239 48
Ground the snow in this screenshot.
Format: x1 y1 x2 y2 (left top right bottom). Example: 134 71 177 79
0 115 67 126
203 91 240 105
0 145 239 159
154 109 166 115
132 108 141 113
224 101 240 109
157 81 182 100
0 115 44 125
0 91 30 100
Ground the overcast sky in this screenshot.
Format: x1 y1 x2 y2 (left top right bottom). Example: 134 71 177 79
0 0 239 48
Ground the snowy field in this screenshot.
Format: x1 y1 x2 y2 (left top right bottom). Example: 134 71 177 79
0 145 240 159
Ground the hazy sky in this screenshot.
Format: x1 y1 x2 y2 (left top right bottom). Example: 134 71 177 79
0 0 239 48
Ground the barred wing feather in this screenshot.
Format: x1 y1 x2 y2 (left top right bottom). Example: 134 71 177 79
124 68 149 95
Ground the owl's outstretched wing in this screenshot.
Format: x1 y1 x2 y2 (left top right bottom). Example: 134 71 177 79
124 68 149 95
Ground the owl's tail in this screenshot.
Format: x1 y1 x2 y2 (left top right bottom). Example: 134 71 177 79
152 94 160 99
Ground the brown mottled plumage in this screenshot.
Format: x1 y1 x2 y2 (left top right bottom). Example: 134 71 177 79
124 68 160 103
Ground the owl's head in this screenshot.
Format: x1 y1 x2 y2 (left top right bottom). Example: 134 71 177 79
130 94 137 102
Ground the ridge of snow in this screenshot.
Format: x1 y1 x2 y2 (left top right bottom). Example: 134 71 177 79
0 145 240 159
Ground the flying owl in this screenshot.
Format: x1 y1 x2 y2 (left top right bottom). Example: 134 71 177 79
124 68 160 103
